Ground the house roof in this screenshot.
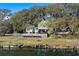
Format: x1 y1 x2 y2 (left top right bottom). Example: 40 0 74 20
38 20 48 27
26 20 48 31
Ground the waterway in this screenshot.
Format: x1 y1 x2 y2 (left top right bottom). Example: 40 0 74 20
0 48 78 56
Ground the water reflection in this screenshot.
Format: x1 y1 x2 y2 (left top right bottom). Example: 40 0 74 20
36 48 48 56
0 48 78 56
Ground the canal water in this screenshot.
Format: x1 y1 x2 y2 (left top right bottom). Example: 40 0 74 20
0 48 79 56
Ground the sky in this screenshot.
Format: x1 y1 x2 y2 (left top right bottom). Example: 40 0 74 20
0 3 48 13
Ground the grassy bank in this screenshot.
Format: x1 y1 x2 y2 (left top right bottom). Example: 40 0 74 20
0 35 79 48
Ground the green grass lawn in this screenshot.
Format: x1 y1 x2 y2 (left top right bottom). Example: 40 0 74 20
0 35 79 48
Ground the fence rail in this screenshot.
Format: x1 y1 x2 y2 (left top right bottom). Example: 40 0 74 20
13 33 47 38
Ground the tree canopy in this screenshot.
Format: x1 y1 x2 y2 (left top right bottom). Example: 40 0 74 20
0 3 79 36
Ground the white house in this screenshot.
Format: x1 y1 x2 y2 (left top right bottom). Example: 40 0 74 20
26 25 48 34
23 22 48 38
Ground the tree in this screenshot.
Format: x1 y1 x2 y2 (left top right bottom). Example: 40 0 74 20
10 3 79 35
0 9 12 35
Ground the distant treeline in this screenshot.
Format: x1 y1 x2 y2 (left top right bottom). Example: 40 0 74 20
0 3 79 36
